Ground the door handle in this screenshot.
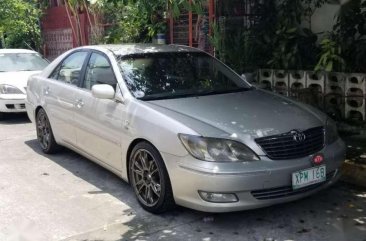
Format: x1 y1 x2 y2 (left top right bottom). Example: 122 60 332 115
75 99 84 109
44 87 50 95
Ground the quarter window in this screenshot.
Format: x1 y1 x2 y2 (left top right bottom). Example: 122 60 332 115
83 53 117 90
50 51 88 86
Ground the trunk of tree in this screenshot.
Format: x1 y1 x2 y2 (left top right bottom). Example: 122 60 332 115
65 2 79 46
83 0 96 43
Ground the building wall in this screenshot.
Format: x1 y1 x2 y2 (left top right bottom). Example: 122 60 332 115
308 3 341 35
42 6 73 60
41 6 90 60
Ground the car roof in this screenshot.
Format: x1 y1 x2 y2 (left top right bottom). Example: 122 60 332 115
0 48 38 54
80 44 202 57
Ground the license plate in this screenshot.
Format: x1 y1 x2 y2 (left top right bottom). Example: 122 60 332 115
292 165 326 190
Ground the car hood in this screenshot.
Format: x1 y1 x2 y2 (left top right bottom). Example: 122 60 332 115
144 89 326 139
0 71 41 93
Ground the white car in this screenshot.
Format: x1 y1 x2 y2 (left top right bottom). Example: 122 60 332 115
0 49 49 118
26 45 344 213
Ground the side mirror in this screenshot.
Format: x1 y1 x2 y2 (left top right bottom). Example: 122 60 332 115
241 73 254 83
251 82 268 89
92 84 115 100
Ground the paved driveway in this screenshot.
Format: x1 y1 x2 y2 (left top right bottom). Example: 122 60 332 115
0 114 365 241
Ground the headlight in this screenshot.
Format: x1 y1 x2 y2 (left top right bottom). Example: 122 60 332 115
326 118 339 144
178 134 259 162
0 84 23 94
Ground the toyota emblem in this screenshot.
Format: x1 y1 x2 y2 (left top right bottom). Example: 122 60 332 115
291 130 306 142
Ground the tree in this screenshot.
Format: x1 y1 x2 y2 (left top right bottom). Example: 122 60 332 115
65 0 88 46
101 0 169 43
0 0 44 50
99 0 205 44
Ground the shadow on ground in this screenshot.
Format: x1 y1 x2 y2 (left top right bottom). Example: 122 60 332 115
23 138 366 241
0 113 30 125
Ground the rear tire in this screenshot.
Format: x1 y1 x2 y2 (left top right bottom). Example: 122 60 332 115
129 142 175 214
36 108 60 154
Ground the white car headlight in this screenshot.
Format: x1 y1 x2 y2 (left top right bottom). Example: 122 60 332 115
325 118 339 144
0 84 23 94
178 134 259 162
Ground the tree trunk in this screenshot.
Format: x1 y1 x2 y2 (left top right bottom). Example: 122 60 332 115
65 2 79 46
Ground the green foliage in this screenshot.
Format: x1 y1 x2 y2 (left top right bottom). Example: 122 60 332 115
211 0 365 73
333 0 366 72
101 0 365 73
0 0 44 50
208 23 223 59
102 0 205 43
249 0 278 68
211 29 258 73
266 0 320 70
315 36 345 72
103 2 150 43
102 0 168 43
210 1 278 73
268 26 319 70
168 0 204 17
65 0 85 46
210 0 322 72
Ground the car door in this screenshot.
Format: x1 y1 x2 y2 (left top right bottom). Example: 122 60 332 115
44 51 89 145
73 51 125 171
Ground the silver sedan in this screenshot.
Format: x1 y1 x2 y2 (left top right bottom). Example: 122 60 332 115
26 44 345 213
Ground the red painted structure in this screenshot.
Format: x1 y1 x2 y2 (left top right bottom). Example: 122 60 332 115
41 5 90 60
42 1 217 59
42 0 263 59
168 0 215 53
168 0 264 55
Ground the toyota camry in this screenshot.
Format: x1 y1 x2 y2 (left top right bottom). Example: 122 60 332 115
26 44 345 213
0 49 48 119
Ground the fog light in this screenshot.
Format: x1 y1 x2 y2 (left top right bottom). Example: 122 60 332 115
199 191 238 203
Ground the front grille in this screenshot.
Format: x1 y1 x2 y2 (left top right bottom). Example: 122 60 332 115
5 104 25 110
251 170 336 200
255 126 325 160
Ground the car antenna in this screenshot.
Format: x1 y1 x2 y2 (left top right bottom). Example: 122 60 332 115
23 41 35 51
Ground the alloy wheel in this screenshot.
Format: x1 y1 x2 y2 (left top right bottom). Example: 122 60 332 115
131 149 162 207
37 111 51 150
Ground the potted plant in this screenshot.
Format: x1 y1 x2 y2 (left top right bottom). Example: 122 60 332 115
149 10 167 44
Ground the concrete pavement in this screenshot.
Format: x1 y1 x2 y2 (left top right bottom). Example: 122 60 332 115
0 114 366 241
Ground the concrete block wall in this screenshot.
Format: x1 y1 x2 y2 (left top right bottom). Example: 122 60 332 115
256 70 366 121
41 6 91 60
43 29 73 60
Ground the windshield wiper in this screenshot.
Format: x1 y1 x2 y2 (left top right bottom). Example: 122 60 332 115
138 87 253 101
139 92 201 101
197 87 253 96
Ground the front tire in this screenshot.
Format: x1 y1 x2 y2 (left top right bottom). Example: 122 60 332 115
36 108 60 154
129 142 175 213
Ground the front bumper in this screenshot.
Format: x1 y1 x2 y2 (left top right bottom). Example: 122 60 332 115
0 94 27 113
25 99 36 123
162 138 345 213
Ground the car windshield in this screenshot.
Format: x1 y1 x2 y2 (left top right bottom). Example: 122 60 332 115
119 52 251 100
0 53 49 72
